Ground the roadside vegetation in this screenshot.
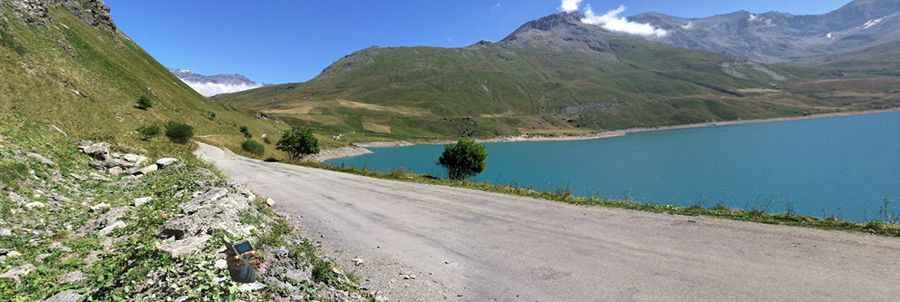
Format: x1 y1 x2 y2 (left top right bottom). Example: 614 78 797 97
276 127 321 160
438 139 488 180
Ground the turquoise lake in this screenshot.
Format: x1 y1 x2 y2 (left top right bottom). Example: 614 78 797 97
327 111 900 222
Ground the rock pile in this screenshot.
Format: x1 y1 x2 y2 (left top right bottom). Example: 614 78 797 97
9 0 116 31
157 185 257 258
78 141 179 177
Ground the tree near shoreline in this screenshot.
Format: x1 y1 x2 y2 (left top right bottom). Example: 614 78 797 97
277 127 320 161
438 139 487 180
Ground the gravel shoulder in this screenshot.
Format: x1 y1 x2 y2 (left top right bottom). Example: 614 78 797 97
197 143 900 302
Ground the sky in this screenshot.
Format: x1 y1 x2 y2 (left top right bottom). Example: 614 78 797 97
106 0 851 84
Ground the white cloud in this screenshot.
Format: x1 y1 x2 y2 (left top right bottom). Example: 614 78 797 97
559 0 583 13
180 79 262 97
581 5 668 38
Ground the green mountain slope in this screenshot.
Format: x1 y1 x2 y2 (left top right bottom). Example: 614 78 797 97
0 2 285 155
215 13 877 141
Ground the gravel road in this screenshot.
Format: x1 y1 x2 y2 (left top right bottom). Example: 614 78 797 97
197 143 900 302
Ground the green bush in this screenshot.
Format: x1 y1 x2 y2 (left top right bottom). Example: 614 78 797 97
438 139 488 180
136 125 161 141
277 127 320 160
241 139 265 155
136 95 154 110
240 126 252 139
164 122 194 144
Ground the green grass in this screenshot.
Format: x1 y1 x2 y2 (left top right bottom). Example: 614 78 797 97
0 5 286 156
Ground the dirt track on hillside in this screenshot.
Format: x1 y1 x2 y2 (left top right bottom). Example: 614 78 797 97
197 143 900 302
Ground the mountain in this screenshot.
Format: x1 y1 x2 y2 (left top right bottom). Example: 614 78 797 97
170 68 263 97
215 9 898 141
0 0 283 152
630 0 900 62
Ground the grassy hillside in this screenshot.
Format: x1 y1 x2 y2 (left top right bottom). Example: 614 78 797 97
0 4 289 157
218 39 795 141
217 12 900 142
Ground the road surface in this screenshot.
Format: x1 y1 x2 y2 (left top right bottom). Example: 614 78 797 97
196 143 900 302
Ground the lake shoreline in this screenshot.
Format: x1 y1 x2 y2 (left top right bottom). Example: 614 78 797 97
319 107 900 161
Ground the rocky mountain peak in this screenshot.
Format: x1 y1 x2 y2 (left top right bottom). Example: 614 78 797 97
7 0 115 31
502 12 586 42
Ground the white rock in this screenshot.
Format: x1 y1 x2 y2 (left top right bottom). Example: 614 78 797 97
238 282 266 292
59 271 85 284
135 164 158 175
108 166 123 176
133 197 153 207
0 228 11 237
0 264 36 282
25 202 46 210
122 154 146 165
156 158 178 168
214 259 228 270
157 235 211 258
90 203 110 212
26 152 56 166
43 289 84 302
352 257 365 266
265 198 275 207
78 142 110 160
98 220 126 236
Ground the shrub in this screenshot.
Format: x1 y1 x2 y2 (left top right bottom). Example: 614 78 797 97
207 111 217 120
241 139 265 155
136 125 161 141
136 95 154 110
240 126 252 139
277 127 320 161
438 139 487 180
165 122 194 144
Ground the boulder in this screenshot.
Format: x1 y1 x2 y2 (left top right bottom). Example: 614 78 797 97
135 164 158 175
58 271 85 284
98 220 125 236
157 235 211 258
0 228 11 237
0 264 36 282
156 158 179 168
78 142 110 160
43 290 84 302
107 166 123 176
122 154 147 165
26 152 55 166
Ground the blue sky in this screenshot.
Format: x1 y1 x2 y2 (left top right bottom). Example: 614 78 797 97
106 0 851 84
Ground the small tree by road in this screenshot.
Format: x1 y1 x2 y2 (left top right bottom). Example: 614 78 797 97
277 127 320 161
438 139 487 180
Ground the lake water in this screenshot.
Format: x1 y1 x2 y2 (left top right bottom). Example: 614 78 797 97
327 111 900 222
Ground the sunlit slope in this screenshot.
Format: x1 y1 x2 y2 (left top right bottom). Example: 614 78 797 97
0 5 284 150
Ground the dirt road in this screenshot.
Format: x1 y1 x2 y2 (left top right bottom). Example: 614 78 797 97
196 143 900 302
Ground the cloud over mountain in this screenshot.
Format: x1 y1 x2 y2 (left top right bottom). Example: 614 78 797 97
581 5 668 38
170 69 263 97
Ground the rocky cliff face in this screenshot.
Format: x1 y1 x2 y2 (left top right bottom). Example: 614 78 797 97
6 0 115 31
629 0 900 62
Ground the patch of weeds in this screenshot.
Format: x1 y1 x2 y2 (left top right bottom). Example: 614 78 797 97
0 161 29 187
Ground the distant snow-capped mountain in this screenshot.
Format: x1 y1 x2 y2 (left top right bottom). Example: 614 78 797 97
170 68 263 97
